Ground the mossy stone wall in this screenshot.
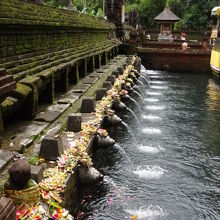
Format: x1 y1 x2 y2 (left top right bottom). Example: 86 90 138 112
0 0 116 63
0 0 120 122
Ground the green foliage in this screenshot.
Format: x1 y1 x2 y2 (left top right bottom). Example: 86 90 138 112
44 0 103 15
126 0 166 28
44 0 220 30
127 0 220 30
169 0 220 30
29 155 40 165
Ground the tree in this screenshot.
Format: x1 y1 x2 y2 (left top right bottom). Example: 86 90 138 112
44 0 103 16
126 0 220 30
169 0 220 30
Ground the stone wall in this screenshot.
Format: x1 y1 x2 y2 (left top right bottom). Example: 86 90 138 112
137 48 210 73
0 0 121 123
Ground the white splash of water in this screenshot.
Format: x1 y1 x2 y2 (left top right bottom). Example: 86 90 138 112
133 165 166 179
142 128 162 134
144 98 159 102
137 145 165 154
142 115 161 120
150 75 161 79
145 92 162 96
147 70 160 75
141 65 147 71
145 105 165 110
151 85 167 90
126 205 166 219
150 81 166 84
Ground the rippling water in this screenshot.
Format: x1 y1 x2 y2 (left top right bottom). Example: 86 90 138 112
78 67 220 219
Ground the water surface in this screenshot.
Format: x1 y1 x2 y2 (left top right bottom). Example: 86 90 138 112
79 67 220 220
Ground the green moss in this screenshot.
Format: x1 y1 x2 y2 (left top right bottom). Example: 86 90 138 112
1 98 14 117
0 48 7 58
0 0 116 30
12 83 32 100
1 98 14 109
29 155 40 165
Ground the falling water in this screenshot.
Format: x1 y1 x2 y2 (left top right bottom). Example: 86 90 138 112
137 79 145 86
126 107 140 124
114 143 131 163
139 75 150 84
121 121 137 143
79 66 220 220
133 90 143 99
133 85 144 96
132 91 145 105
129 97 143 113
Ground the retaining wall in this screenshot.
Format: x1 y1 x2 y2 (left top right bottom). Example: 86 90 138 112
0 0 121 122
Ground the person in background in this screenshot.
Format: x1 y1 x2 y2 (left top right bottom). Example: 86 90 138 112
182 42 188 50
181 32 186 41
146 34 151 40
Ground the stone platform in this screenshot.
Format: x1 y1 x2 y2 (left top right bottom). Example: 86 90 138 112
0 55 128 194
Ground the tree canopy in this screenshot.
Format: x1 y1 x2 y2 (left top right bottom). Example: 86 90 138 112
44 0 104 16
127 0 220 30
44 0 220 30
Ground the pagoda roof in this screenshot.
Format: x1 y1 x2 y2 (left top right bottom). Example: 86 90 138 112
154 6 180 22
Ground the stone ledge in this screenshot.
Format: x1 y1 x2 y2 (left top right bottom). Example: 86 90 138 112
0 150 13 173
0 55 127 177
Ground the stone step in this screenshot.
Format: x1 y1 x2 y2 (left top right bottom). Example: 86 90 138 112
0 68 6 77
0 149 14 173
0 81 16 97
12 41 115 82
0 75 14 87
6 41 112 76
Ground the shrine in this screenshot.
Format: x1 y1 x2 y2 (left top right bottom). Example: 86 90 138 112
154 2 180 41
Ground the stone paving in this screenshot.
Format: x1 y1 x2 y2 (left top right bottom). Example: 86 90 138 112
0 55 128 194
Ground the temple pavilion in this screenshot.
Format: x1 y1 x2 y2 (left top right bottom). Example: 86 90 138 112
154 3 180 41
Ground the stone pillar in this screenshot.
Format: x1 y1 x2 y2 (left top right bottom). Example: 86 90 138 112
84 59 88 76
0 68 16 145
0 107 3 147
65 67 70 92
67 113 82 132
99 54 102 68
81 98 96 113
76 63 80 83
129 30 138 55
106 0 125 40
92 56 95 71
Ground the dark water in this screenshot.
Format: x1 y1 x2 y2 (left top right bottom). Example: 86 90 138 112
79 67 220 220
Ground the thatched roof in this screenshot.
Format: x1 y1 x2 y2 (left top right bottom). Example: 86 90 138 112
154 6 180 22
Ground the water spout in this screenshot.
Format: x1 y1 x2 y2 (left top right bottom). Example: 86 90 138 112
143 75 151 82
132 91 145 105
130 97 143 113
137 79 145 86
126 107 140 124
133 90 143 99
121 121 137 143
114 143 131 163
139 75 150 85
133 85 144 96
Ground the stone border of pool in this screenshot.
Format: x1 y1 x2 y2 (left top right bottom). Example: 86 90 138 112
0 54 143 219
